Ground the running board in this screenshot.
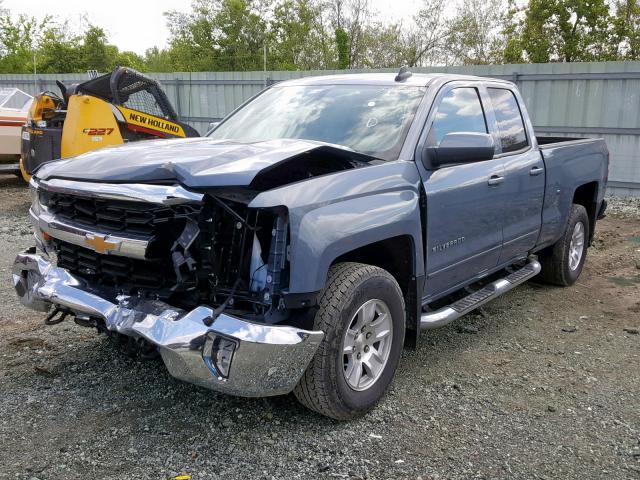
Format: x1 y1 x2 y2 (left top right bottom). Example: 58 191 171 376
420 258 541 330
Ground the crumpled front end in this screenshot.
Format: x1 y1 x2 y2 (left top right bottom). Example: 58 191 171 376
13 248 323 397
13 175 324 397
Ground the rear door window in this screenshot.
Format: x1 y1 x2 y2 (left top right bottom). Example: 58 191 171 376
488 88 528 153
427 87 487 146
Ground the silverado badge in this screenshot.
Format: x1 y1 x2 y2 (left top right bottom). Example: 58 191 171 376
432 236 466 253
84 234 120 254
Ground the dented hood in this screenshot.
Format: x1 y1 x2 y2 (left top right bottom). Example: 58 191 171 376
35 138 359 188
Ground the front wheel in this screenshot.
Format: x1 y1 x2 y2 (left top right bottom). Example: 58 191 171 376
294 262 405 420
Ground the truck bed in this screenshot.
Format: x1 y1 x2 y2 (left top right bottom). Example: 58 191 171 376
535 135 609 249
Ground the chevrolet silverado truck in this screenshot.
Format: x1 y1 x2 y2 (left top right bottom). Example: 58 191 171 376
13 71 609 420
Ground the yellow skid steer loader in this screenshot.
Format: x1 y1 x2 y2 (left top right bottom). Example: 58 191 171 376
20 67 199 181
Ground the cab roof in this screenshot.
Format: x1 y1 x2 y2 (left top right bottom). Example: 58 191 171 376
274 72 512 88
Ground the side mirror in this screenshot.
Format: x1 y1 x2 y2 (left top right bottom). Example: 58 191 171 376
422 132 495 169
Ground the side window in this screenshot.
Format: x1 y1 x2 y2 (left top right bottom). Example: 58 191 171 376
427 87 487 146
488 88 528 153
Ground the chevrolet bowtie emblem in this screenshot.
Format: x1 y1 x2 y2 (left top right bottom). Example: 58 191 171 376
84 234 121 254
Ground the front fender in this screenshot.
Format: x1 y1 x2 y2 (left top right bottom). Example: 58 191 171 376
289 190 422 293
249 160 424 295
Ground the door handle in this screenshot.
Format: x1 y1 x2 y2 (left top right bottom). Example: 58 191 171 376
488 175 504 186
529 166 544 176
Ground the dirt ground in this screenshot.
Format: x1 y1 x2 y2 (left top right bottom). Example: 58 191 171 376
0 175 638 480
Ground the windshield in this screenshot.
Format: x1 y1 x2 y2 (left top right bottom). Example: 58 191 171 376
209 84 426 160
0 88 32 111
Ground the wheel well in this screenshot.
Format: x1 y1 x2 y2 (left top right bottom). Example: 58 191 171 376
332 235 419 348
573 182 598 244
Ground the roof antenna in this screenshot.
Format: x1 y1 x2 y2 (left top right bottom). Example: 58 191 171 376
395 65 412 82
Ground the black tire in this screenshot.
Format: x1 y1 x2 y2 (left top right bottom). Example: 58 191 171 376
294 262 405 420
540 204 590 286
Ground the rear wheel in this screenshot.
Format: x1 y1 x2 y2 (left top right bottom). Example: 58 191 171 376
540 204 589 286
294 262 405 420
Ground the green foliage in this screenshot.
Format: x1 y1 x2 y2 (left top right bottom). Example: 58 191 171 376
335 27 349 69
143 46 174 72
270 0 334 70
359 23 406 68
37 21 84 73
613 0 640 59
0 11 149 73
214 0 267 70
503 0 525 63
82 26 114 71
447 0 505 64
399 0 449 67
517 0 613 62
114 51 146 71
0 0 638 74
0 13 43 73
164 0 267 71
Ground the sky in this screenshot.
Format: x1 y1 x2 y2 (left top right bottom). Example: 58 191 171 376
3 0 423 55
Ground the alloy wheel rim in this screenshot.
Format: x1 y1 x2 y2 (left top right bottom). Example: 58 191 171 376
569 221 585 271
342 298 393 391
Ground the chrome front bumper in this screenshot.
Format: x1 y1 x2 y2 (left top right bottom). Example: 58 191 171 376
12 248 324 397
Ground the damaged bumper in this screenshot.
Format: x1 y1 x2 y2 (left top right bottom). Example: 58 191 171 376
12 248 324 397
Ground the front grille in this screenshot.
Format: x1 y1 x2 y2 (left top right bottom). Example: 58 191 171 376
54 240 177 291
42 188 282 310
40 187 205 299
41 190 199 236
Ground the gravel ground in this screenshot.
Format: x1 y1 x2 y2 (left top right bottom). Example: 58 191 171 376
0 175 639 480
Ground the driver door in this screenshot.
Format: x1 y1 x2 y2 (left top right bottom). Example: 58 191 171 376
421 85 505 300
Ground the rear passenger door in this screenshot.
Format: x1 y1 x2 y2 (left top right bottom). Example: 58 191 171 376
421 84 505 299
484 86 545 264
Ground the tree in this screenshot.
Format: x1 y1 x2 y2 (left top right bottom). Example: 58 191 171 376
0 13 45 73
359 22 406 68
269 0 333 70
81 25 115 71
518 0 613 62
165 0 268 71
328 0 372 68
164 0 219 71
37 20 84 73
613 0 640 59
400 0 450 66
503 0 525 63
114 50 146 71
0 0 634 74
144 46 175 72
446 0 506 65
214 0 268 70
335 27 349 68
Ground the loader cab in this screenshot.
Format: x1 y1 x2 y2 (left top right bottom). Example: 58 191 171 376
75 68 187 126
20 67 199 181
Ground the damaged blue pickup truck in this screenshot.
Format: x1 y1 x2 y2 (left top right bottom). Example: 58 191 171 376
13 71 608 419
